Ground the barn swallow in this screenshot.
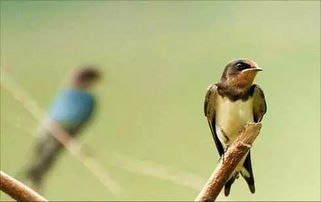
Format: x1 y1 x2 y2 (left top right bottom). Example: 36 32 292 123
204 59 267 196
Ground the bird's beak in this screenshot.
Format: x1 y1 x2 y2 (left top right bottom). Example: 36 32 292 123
254 67 263 71
242 67 263 72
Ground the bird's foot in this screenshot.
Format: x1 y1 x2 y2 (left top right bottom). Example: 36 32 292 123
220 146 230 164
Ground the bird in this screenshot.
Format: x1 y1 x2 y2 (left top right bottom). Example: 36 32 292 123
204 59 266 196
24 65 101 191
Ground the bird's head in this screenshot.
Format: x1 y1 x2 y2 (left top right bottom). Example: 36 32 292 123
70 65 101 89
221 59 262 88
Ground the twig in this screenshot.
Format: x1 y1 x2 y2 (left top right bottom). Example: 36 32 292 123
0 171 47 201
195 123 262 202
45 119 122 194
110 153 205 191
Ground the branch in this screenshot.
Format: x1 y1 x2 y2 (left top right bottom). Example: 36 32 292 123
0 171 47 201
195 122 262 202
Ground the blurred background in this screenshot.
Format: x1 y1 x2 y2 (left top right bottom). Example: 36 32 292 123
0 1 320 201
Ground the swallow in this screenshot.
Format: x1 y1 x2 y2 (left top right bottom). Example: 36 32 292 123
204 59 267 196
25 65 101 191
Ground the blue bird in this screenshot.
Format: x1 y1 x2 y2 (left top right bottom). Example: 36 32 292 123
25 66 101 191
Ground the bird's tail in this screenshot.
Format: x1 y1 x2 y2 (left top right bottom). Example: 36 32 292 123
224 172 237 196
224 152 255 196
240 152 255 194
24 133 63 191
25 166 44 193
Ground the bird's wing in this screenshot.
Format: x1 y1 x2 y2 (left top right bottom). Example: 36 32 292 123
204 84 224 156
240 84 267 194
252 85 267 123
74 97 96 134
61 96 96 136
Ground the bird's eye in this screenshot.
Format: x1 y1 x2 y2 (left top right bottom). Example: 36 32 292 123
235 62 249 71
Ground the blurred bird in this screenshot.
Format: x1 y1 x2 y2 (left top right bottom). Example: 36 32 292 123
204 59 266 196
25 65 101 191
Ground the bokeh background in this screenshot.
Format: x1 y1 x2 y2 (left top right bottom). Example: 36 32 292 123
1 1 320 201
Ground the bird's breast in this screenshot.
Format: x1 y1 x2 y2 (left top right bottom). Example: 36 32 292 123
215 95 254 147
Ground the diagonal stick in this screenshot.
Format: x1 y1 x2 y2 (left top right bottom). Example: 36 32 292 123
0 171 47 201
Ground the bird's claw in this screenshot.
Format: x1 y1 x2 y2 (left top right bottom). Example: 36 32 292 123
220 146 230 164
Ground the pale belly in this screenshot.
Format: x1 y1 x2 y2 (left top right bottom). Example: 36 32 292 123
215 95 254 148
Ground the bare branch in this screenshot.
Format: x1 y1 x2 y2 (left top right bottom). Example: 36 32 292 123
195 122 262 202
0 171 47 201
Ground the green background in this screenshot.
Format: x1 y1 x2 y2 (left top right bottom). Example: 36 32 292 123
1 1 320 201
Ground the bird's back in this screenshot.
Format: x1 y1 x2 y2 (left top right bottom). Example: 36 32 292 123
48 89 94 125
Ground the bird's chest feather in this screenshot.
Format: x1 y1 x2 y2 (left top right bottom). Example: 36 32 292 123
215 95 254 147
